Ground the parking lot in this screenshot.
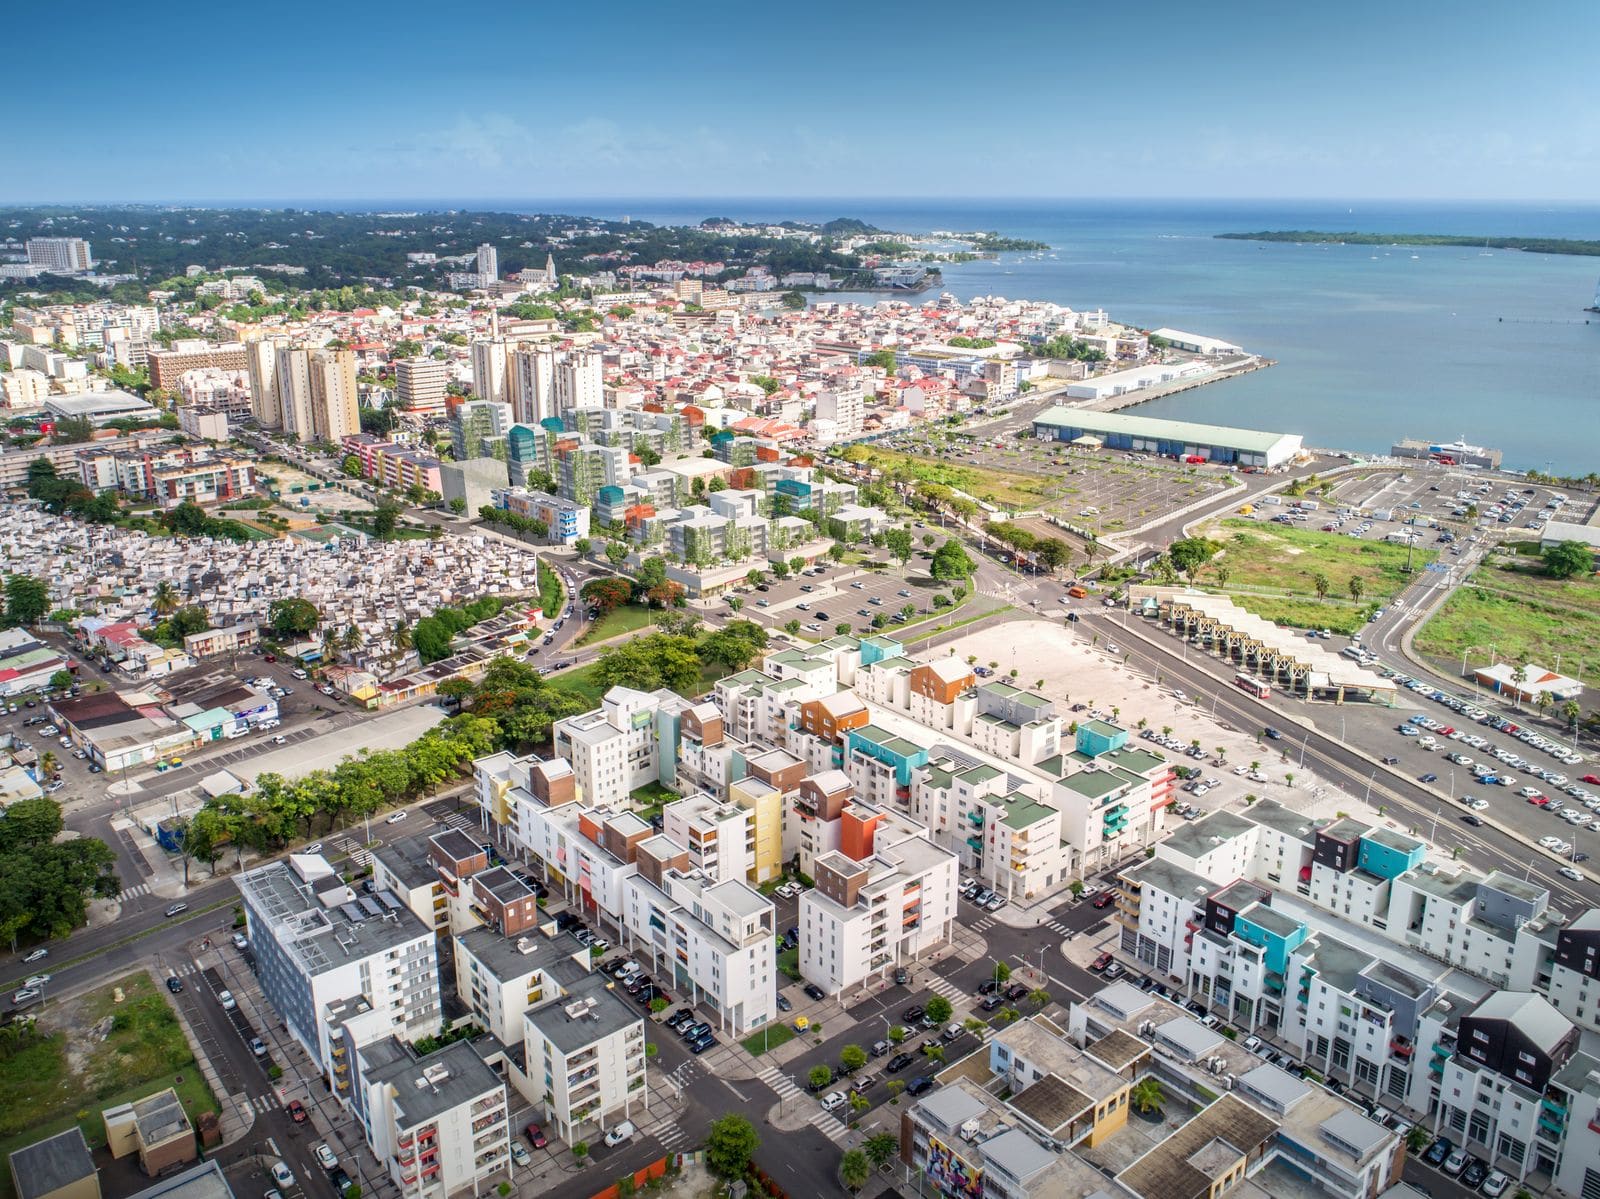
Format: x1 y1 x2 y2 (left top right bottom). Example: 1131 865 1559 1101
1325 467 1588 543
727 549 987 641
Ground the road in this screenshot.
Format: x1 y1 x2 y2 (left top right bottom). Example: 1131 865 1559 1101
1077 608 1596 908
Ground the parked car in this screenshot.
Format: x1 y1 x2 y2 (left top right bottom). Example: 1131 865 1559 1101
314 1143 337 1170
270 1163 295 1189
525 1123 548 1149
603 1121 636 1148
887 1053 914 1073
803 982 827 1001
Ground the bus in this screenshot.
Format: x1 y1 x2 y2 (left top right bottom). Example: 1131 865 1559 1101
1234 673 1271 699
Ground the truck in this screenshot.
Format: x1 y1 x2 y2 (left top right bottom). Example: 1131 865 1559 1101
1297 500 1320 511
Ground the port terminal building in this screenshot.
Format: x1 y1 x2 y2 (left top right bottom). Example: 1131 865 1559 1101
1030 407 1303 469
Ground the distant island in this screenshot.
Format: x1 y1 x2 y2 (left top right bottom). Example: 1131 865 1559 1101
1218 230 1600 257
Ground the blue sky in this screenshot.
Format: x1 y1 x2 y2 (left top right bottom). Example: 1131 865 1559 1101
11 0 1600 203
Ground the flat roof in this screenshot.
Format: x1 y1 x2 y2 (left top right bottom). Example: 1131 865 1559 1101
1032 405 1298 455
526 973 640 1056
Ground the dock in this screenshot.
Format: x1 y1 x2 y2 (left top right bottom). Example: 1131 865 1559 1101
1078 356 1276 414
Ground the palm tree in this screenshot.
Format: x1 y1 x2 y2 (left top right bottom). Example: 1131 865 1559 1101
1348 575 1365 602
1214 563 1231 590
152 580 179 616
1311 571 1330 602
341 624 363 659
391 620 413 654
38 750 57 778
1130 1077 1165 1115
839 1149 870 1193
863 1133 898 1171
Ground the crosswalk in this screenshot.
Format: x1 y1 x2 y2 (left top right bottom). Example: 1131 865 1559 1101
435 811 477 835
333 836 371 868
242 1094 281 1114
118 882 152 902
1040 918 1075 937
663 1059 700 1090
755 1066 848 1136
642 1117 686 1148
969 916 995 933
923 974 963 1004
167 961 203 977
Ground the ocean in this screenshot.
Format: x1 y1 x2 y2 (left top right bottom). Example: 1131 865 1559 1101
546 199 1600 474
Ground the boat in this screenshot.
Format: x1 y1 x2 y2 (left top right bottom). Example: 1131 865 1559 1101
1479 237 1493 257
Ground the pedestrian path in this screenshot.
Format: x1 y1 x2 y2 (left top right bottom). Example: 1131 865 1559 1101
117 882 152 902
757 1065 847 1138
1040 917 1075 937
245 1094 281 1114
757 1065 803 1102
924 974 964 1003
333 836 371 868
436 810 477 835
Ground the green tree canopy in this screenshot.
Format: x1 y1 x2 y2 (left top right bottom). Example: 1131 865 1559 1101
4 574 51 627
929 539 975 582
1543 540 1593 580
704 1114 761 1179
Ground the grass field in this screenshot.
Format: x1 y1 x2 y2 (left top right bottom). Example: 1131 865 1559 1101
1415 558 1600 687
742 1022 797 1056
577 604 659 646
1197 519 1434 632
843 445 1053 508
547 657 731 708
0 974 216 1199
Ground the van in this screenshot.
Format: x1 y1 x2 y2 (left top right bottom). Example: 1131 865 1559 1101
291 668 308 680
1067 586 1087 599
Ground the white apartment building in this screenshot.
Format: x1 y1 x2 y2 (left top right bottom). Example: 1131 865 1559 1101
236 854 441 1075
517 974 648 1144
476 243 498 283
621 845 777 1034
551 686 673 808
507 345 556 425
453 925 591 1048
469 339 508 405
274 344 314 437
556 349 603 412
799 817 958 996
352 1037 510 1199
26 237 92 273
397 358 450 416
812 386 863 438
662 792 754 883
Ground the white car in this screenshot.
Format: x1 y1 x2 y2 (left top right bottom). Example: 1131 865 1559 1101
820 1091 847 1113
217 989 237 1010
1560 867 1584 882
509 1142 532 1167
271 1162 295 1189
1480 1171 1510 1198
315 1144 339 1171
603 1121 635 1147
23 974 50 988
385 810 409 824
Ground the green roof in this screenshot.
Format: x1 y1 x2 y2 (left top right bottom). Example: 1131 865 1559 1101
1080 718 1124 738
1098 746 1166 774
999 795 1057 830
1032 405 1297 454
853 724 923 758
1054 770 1128 800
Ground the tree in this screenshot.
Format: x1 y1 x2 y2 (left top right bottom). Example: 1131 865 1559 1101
1130 1077 1165 1115
781 290 807 310
573 537 592 556
269 598 320 638
1167 537 1217 577
863 1132 898 1170
4 575 50 627
48 670 74 691
1405 1126 1430 1154
1543 540 1592 579
341 454 365 479
593 632 701 693
884 527 914 565
571 1142 588 1164
930 539 975 583
1348 574 1365 602
1310 571 1330 602
371 502 403 539
704 1114 760 1178
991 961 1012 984
447 497 466 515
582 577 632 615
605 540 629 567
1028 987 1051 1007
788 556 805 576
526 468 557 494
152 580 181 616
839 1150 870 1193
840 1043 868 1073
925 995 953 1024
888 1024 907 1043
808 1064 834 1090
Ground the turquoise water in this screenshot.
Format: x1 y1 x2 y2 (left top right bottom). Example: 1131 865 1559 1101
575 200 1600 474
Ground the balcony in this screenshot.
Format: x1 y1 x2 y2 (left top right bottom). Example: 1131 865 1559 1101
966 836 982 850
1428 1058 1444 1075
967 811 984 826
1537 1115 1563 1138
1389 1037 1414 1060
1541 1096 1568 1117
397 1134 415 1149
1431 1042 1451 1059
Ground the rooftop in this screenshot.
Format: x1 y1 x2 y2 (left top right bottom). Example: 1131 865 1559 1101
525 973 641 1057
8 1128 95 1199
366 1037 504 1130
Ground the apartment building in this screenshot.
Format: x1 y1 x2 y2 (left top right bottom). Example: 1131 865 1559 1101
507 345 557 425
274 343 314 435
308 346 360 442
551 686 673 808
516 973 647 1144
798 814 958 996
451 399 512 460
453 924 590 1047
1065 982 1404 1199
556 440 630 505
491 487 591 544
371 830 490 938
397 358 450 416
1434 990 1600 1192
236 854 441 1074
26 237 92 273
147 340 247 392
620 846 776 1034
663 792 756 883
352 1036 510 1199
791 769 855 874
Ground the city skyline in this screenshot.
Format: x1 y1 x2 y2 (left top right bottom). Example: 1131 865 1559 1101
9 0 1600 204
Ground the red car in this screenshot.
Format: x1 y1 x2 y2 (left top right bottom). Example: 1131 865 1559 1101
524 1123 547 1149
1528 795 1549 806
1582 775 1600 786
287 1100 307 1123
1091 952 1113 972
264 654 277 662
1092 891 1116 909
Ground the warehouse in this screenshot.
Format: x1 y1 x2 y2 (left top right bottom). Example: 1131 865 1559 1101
1030 406 1303 468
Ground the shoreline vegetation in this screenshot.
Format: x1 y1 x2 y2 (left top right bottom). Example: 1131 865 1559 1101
1217 230 1600 256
